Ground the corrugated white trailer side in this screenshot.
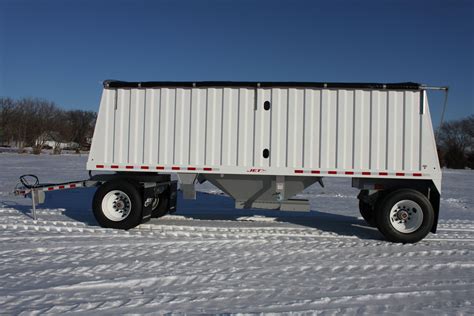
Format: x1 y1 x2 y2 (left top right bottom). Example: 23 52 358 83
87 81 443 243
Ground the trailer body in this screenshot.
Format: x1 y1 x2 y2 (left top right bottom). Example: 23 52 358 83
82 80 443 242
88 82 440 184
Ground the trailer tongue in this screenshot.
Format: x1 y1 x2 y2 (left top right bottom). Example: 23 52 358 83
15 80 447 243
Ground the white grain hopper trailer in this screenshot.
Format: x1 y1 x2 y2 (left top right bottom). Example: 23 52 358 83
17 80 445 243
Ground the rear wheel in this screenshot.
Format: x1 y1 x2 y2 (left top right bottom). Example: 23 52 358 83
93 180 143 229
376 189 434 243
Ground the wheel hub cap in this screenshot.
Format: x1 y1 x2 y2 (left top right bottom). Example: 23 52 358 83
101 190 132 222
389 200 423 234
115 200 124 209
397 210 409 221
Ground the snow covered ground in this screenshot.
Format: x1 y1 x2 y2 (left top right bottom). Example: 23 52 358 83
0 153 473 314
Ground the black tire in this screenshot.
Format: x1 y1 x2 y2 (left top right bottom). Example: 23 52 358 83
358 190 377 227
375 189 434 243
151 190 170 218
92 179 143 229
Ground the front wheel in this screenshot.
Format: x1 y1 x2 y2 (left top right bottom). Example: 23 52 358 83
376 189 434 243
92 180 143 229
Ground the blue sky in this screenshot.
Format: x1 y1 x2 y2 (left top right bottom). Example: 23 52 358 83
0 0 472 123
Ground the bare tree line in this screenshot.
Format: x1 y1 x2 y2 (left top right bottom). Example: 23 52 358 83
437 115 474 169
0 97 96 154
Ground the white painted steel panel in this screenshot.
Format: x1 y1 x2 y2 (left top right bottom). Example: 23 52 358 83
206 88 221 166
303 89 321 169
222 88 239 167
270 88 288 168
237 88 255 167
88 85 441 189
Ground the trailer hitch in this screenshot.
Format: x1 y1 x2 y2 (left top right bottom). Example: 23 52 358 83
19 174 40 189
14 174 91 220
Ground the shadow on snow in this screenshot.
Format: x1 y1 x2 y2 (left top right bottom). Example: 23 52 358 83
2 189 382 241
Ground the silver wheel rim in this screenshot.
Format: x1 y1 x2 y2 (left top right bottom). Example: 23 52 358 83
101 190 132 221
389 199 423 233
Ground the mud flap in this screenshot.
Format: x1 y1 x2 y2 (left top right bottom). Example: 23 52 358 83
429 186 440 233
141 185 155 223
169 181 178 213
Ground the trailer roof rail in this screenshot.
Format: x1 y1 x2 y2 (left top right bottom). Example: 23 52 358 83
103 80 424 90
421 85 449 91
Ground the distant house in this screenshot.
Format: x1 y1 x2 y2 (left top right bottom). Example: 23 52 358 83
35 132 79 149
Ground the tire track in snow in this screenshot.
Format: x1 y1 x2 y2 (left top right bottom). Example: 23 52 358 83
1 229 473 301
1 245 471 282
3 277 472 314
1 240 471 268
2 218 474 243
1 208 473 314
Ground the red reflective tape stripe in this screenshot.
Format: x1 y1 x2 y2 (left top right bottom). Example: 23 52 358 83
294 170 304 174
126 166 134 169
328 171 337 175
58 185 65 189
345 171 354 175
96 165 104 168
172 166 180 170
70 184 76 188
379 172 388 176
362 172 371 175
396 172 405 176
156 166 164 170
203 167 212 171
140 166 149 170
111 165 119 169
187 167 196 171
413 173 422 177
48 187 54 191
311 170 320 174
